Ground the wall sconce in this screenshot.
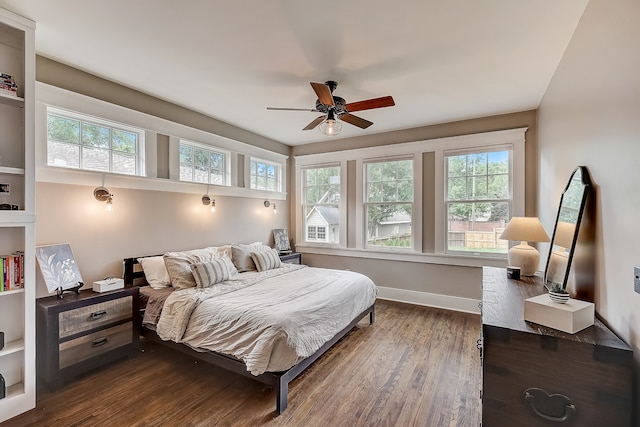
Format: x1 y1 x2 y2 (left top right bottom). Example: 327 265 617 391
264 200 276 213
202 194 216 213
94 186 113 211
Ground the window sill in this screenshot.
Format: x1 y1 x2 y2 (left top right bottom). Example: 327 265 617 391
295 244 508 268
36 166 288 200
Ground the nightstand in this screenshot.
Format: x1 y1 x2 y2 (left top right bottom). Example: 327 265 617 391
36 287 139 389
279 252 302 264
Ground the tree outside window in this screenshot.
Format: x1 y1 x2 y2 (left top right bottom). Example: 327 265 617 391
365 158 413 248
446 150 510 254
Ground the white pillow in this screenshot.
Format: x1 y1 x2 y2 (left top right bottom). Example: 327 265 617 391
137 256 171 289
250 248 282 272
191 256 236 288
231 243 270 272
163 247 227 289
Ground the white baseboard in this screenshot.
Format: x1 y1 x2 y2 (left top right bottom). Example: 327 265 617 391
376 286 481 314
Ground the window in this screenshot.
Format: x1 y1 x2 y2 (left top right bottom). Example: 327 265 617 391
445 149 511 255
303 165 341 244
249 158 281 192
364 158 413 248
179 140 229 185
46 108 143 175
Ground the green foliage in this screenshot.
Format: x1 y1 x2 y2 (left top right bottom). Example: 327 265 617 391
47 115 79 144
549 282 568 294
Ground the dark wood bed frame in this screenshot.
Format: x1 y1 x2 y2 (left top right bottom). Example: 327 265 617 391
123 256 375 414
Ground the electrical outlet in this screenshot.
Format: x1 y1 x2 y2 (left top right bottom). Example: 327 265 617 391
635 266 640 294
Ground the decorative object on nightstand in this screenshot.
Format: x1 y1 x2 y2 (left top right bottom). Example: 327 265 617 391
547 282 570 304
36 287 139 389
499 217 550 276
273 228 291 254
35 243 83 299
93 277 124 293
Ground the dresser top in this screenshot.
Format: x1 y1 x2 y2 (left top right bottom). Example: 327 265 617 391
482 266 630 350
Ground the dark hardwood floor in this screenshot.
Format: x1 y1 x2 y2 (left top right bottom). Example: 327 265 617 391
3 300 481 427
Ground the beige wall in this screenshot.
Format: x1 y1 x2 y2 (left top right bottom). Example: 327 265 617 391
35 182 288 297
537 0 640 413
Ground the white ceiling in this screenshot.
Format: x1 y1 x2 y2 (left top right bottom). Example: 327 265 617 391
1 0 588 146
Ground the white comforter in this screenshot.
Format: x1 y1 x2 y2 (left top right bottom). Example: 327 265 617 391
156 264 377 375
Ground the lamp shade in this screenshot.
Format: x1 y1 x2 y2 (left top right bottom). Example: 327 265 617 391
499 217 550 243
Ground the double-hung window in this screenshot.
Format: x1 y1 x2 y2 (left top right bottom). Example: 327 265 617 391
364 157 414 248
445 149 511 255
249 157 281 192
46 107 144 175
179 140 229 185
302 165 341 244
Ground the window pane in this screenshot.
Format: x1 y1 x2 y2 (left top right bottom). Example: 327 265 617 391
82 147 109 171
180 145 193 163
303 166 340 244
488 174 509 198
112 152 136 175
469 153 487 175
447 202 509 253
82 123 110 149
366 203 412 248
448 155 466 177
467 176 488 199
48 141 80 168
48 115 79 144
180 164 193 181
112 130 137 153
488 151 509 174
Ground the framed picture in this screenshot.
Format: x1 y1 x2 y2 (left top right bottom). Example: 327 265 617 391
35 243 84 295
273 228 291 253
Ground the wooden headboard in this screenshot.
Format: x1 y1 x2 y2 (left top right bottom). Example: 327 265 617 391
123 255 162 287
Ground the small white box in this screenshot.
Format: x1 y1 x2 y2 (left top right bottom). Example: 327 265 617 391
93 278 124 293
524 294 595 334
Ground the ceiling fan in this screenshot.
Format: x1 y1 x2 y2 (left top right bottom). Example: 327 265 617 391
266 81 395 136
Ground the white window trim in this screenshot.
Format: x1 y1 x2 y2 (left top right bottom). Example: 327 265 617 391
295 160 347 248
245 156 285 193
177 138 231 186
35 82 288 200
295 127 526 264
46 106 146 176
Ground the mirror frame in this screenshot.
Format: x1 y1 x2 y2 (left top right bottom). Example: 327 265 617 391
544 166 592 291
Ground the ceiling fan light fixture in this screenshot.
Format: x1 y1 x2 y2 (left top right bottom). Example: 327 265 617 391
319 111 342 136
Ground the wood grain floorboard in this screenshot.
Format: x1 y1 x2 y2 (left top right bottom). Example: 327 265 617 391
2 300 481 427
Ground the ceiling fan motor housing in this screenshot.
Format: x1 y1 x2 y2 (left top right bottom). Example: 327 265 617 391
316 96 346 114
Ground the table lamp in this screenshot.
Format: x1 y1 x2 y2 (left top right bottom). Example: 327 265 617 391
500 217 550 276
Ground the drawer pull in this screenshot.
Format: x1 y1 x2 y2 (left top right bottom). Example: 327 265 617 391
91 337 109 348
90 310 107 320
523 387 576 423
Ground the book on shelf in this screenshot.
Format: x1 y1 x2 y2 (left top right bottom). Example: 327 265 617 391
0 252 23 291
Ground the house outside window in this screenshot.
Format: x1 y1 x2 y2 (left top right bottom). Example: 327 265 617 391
364 158 413 248
249 157 281 192
179 140 229 185
46 107 144 175
445 149 511 255
303 165 340 244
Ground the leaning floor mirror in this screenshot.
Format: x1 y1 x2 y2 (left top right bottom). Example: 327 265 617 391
544 166 594 298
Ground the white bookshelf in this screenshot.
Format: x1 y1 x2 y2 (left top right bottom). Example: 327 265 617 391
0 7 35 423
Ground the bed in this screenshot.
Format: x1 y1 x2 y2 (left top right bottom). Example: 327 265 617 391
123 245 376 414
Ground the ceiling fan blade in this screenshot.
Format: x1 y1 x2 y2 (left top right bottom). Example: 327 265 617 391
310 82 335 107
303 115 327 131
340 113 373 129
346 96 395 112
267 107 318 112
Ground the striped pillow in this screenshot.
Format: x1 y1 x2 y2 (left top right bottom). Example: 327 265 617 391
190 257 235 288
250 248 282 272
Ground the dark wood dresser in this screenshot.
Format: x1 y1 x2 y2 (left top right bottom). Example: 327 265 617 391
36 287 139 389
481 267 633 426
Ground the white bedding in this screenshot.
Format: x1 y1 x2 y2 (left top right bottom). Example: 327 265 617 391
156 264 377 375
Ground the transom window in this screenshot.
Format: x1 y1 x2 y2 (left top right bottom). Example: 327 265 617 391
303 165 341 244
179 140 229 185
249 158 281 192
46 107 144 175
364 158 413 248
445 149 511 255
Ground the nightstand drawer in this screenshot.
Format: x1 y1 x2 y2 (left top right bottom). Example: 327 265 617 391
59 295 132 338
59 322 132 369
